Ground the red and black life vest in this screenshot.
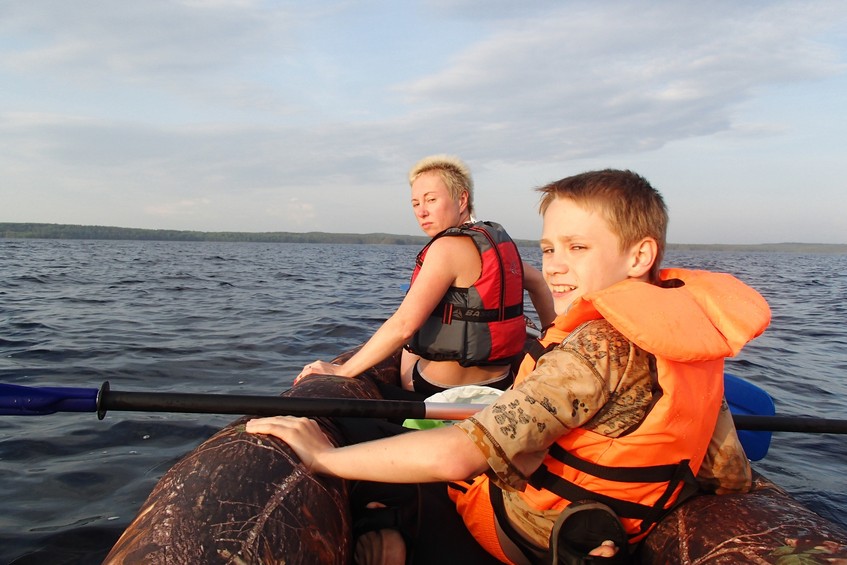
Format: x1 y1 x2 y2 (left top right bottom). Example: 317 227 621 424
406 221 525 367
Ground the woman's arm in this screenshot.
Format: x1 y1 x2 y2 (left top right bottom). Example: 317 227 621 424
298 236 481 380
523 262 555 327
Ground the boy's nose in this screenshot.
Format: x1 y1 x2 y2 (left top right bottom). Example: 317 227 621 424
545 259 568 275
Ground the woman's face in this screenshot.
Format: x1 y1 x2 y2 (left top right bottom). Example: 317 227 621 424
410 171 468 237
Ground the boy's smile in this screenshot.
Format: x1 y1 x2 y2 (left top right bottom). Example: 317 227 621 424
540 197 644 315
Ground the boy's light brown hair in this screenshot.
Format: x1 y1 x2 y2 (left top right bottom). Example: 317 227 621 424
537 169 668 282
408 155 475 217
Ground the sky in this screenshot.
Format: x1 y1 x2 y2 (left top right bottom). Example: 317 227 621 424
1 1 846 244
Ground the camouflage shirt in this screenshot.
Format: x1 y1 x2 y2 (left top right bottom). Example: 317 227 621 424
455 319 751 548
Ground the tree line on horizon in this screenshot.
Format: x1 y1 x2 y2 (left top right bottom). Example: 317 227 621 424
0 222 429 246
1 222 845 253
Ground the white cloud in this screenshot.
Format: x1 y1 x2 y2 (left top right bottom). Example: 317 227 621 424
1 1 846 243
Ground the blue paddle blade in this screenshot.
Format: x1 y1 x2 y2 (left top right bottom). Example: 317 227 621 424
0 383 98 415
724 373 775 461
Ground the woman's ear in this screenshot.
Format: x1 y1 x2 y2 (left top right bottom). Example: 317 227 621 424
628 238 657 279
458 190 469 214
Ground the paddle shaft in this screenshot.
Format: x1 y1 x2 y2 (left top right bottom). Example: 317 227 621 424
731 414 847 434
99 383 482 421
100 388 440 419
100 387 847 434
4 382 845 434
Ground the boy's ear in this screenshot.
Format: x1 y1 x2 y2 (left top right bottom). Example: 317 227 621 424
627 237 657 279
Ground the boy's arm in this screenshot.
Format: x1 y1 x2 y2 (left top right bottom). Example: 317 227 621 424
695 399 753 494
246 416 489 483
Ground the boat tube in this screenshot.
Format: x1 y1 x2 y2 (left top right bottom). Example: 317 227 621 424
104 348 847 564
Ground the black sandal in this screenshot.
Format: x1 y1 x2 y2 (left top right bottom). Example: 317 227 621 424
350 482 421 561
548 500 630 564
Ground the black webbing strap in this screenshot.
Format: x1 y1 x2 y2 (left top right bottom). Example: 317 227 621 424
524 339 556 363
529 457 698 537
489 484 547 564
430 301 523 324
546 443 685 484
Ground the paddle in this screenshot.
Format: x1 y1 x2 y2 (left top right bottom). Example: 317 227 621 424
2 377 844 423
0 381 476 421
724 373 774 461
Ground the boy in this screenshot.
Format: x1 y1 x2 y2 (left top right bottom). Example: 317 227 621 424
247 169 770 564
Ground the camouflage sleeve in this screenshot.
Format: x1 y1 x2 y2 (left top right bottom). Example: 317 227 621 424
696 398 753 494
455 329 624 491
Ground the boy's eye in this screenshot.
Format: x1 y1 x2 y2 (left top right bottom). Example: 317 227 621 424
541 247 553 254
570 244 586 251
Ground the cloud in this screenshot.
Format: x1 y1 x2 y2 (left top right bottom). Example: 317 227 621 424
0 0 307 120
0 1 289 76
1 1 845 242
393 2 845 161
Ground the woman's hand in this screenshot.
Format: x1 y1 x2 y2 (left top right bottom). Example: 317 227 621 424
294 360 343 384
246 416 334 472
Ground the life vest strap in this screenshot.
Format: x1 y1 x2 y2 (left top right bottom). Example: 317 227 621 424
431 301 523 324
636 458 700 535
546 443 685 483
529 457 698 535
524 339 556 362
489 484 547 564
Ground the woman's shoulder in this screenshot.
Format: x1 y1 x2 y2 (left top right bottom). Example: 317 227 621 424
426 231 480 257
421 234 481 284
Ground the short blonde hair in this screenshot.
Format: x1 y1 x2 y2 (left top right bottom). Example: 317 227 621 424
408 155 474 216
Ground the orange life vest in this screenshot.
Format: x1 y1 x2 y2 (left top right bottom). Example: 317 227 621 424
450 268 771 562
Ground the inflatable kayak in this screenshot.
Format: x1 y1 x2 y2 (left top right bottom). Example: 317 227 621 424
103 348 847 564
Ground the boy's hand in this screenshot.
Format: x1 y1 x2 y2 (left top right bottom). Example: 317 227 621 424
246 416 333 472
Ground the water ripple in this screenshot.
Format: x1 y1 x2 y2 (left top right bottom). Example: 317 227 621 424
0 241 844 563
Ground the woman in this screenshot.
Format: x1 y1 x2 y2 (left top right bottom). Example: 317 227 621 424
297 155 553 395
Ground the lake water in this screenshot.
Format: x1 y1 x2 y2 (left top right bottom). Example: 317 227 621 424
1 239 845 564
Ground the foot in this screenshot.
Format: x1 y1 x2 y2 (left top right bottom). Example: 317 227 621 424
353 502 406 565
354 528 406 565
588 540 618 558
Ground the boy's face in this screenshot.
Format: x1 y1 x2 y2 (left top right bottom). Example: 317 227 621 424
540 197 640 315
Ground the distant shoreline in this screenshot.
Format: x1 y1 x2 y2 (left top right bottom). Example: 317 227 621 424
1 222 845 254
